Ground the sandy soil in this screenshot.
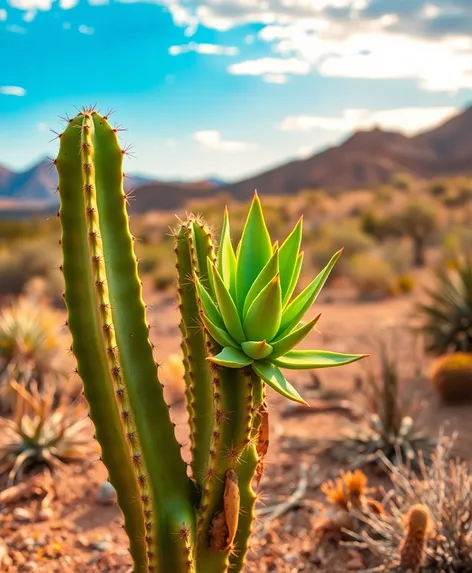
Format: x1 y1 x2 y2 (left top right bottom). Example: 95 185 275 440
1 282 471 572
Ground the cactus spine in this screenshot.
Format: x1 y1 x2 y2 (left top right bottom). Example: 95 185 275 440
56 108 367 573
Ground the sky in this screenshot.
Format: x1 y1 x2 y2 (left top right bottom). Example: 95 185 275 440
1 0 472 181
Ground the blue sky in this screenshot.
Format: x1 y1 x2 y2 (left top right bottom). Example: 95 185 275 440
1 0 472 181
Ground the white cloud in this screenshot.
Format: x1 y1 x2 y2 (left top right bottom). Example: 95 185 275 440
36 122 48 132
194 130 258 152
62 21 71 29
297 144 315 158
22 9 36 21
7 24 27 33
169 42 239 56
258 20 472 92
280 106 458 135
78 24 94 35
8 0 52 8
165 138 177 148
228 57 310 77
60 0 78 8
0 86 26 96
262 73 288 84
0 9 7 20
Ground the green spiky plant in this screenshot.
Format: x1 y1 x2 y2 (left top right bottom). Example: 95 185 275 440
417 256 472 354
54 108 367 573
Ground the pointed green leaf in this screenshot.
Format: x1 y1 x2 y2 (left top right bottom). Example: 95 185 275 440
241 340 273 360
243 274 282 342
252 361 308 405
273 349 368 370
271 314 321 358
242 248 279 318
206 256 216 298
283 251 304 308
201 314 238 349
210 261 246 344
207 346 253 368
195 274 225 329
236 192 273 310
279 217 303 301
217 207 237 298
278 249 342 335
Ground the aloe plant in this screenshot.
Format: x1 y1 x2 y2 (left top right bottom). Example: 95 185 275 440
55 108 366 573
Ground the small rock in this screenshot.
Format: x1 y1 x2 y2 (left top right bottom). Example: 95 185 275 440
90 540 112 552
23 561 36 571
284 554 297 563
0 544 12 566
38 507 54 521
76 535 89 548
96 482 117 505
13 508 32 523
21 538 36 550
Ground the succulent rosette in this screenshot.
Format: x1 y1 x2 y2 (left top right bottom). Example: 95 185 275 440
195 193 367 405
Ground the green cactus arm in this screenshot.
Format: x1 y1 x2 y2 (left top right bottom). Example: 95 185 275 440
90 113 195 572
229 375 263 572
195 365 255 573
175 219 215 490
56 115 147 572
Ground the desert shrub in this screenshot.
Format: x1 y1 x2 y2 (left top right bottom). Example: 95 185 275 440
417 257 472 354
309 221 375 276
442 180 472 207
392 201 439 267
374 184 394 204
0 297 65 412
396 274 415 294
153 272 175 292
346 435 472 573
429 352 472 404
0 240 62 299
136 243 169 275
390 172 414 191
330 324 432 468
380 239 413 275
429 179 448 197
347 254 396 300
441 227 472 267
360 210 383 239
0 381 97 485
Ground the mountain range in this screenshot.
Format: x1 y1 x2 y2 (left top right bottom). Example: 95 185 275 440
1 104 471 216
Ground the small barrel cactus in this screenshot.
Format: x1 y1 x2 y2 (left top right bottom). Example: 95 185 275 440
429 352 472 404
54 108 367 573
399 504 432 571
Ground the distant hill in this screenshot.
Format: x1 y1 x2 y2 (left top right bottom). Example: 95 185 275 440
209 105 472 203
0 160 156 205
0 159 228 216
1 104 471 216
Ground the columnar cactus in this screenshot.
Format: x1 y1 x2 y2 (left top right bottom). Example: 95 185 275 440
55 108 367 573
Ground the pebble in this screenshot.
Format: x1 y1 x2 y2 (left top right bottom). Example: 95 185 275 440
96 482 117 505
0 544 12 566
38 507 54 521
23 561 36 571
13 508 32 523
90 539 112 552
